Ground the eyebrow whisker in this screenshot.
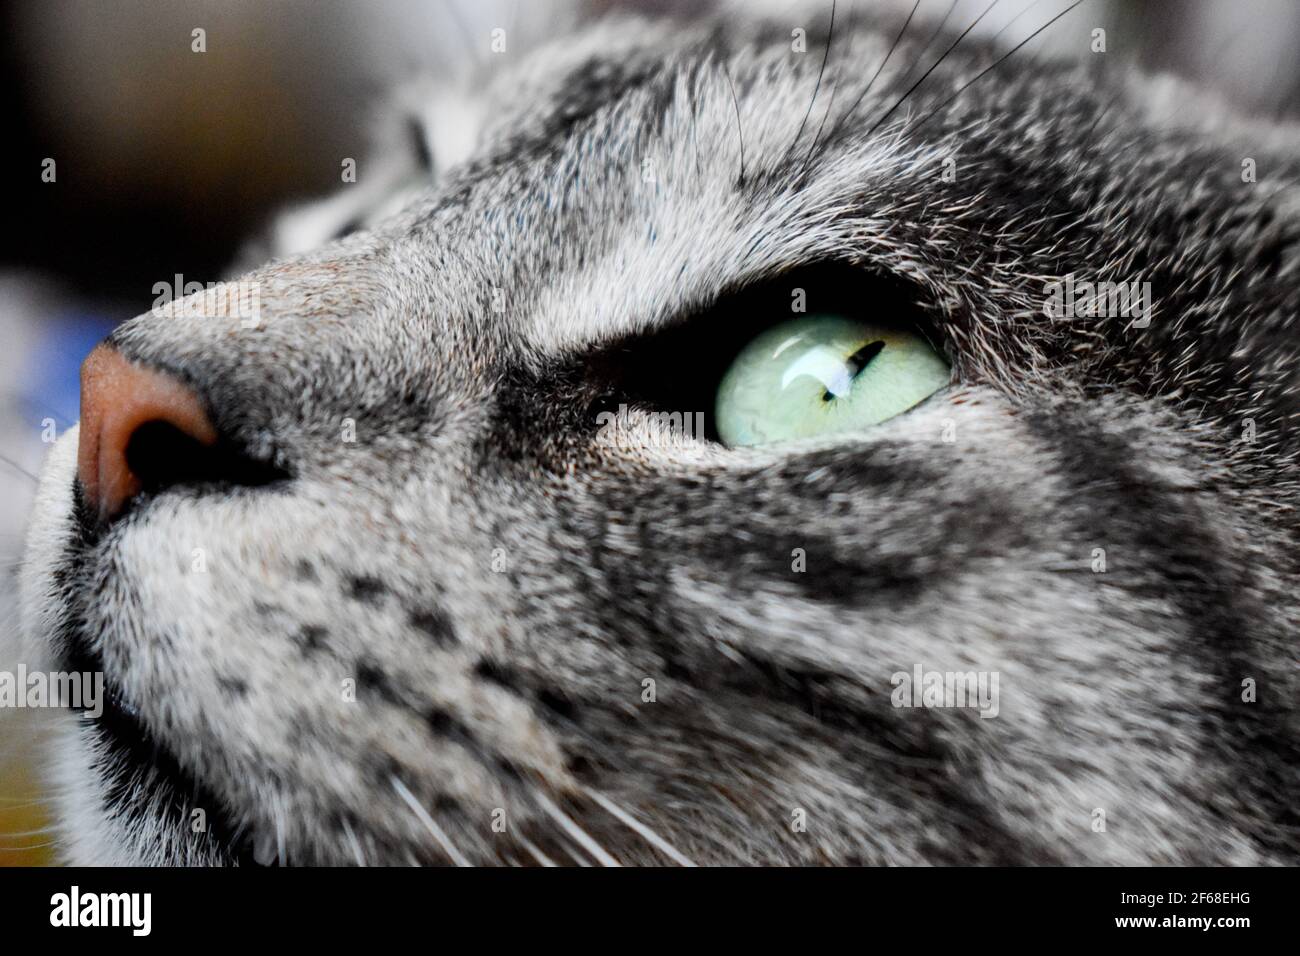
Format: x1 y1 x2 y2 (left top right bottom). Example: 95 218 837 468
824 0 922 147
864 0 1002 142
904 0 1085 138
801 0 862 177
721 61 747 187
786 0 837 164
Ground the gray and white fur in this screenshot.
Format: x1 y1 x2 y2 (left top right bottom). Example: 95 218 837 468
11 1 1300 865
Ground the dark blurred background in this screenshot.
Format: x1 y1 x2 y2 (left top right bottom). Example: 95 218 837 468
1 0 1298 863
4 0 1299 302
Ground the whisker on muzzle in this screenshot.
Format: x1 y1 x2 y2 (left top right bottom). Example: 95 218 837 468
340 816 368 867
0 453 40 485
390 775 473 867
530 789 620 867
583 787 697 867
516 833 557 867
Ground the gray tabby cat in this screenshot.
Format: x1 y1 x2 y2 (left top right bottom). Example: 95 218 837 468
12 1 1300 865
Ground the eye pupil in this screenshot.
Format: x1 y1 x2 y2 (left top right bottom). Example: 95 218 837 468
823 339 886 402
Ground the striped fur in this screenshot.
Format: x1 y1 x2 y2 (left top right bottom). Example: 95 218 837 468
14 3 1300 864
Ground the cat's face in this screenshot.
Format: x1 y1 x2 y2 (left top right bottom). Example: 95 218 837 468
18 7 1300 865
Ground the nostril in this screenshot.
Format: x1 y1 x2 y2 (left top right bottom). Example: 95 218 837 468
77 343 284 523
124 420 285 502
124 420 215 490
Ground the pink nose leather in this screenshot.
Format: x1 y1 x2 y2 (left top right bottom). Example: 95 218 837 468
77 344 217 520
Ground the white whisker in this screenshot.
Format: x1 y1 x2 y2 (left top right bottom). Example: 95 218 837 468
561 841 592 867
516 834 556 867
0 840 56 851
531 789 620 867
583 787 696 866
0 827 56 838
390 776 472 867
274 794 287 867
0 797 47 807
340 817 367 867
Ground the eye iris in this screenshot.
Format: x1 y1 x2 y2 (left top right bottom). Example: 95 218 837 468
714 315 950 447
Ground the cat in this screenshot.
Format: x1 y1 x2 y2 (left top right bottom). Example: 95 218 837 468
9 0 1300 865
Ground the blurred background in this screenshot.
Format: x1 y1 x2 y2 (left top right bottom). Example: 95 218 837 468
2 0 1298 865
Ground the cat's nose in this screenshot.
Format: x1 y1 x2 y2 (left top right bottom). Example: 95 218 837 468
77 344 218 521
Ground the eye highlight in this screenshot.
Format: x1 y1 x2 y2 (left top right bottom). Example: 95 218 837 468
714 315 950 447
583 265 953 451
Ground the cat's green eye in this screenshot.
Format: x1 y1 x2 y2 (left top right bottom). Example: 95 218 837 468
714 315 950 447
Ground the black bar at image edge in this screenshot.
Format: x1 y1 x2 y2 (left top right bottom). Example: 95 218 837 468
0 866 1286 942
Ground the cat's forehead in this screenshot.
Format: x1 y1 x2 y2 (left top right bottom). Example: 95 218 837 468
387 15 1002 358
283 6 1293 421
